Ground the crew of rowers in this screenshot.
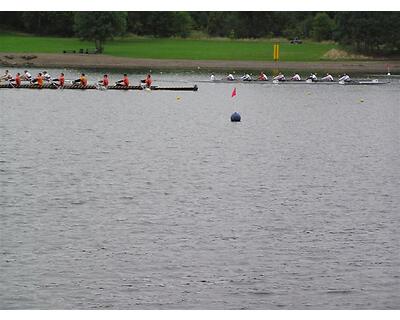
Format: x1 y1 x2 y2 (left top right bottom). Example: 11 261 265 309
217 72 351 82
0 70 153 88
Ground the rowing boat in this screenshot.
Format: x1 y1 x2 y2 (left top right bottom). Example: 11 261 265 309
198 78 335 84
0 83 199 91
273 79 390 85
199 79 390 85
198 79 269 84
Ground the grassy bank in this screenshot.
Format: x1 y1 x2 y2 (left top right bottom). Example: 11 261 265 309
0 33 339 61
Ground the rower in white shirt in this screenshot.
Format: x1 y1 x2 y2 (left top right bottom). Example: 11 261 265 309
273 72 285 81
307 73 318 82
227 73 235 81
210 73 216 81
291 73 301 81
241 73 252 81
321 73 334 81
22 70 32 82
338 73 351 82
43 71 52 82
1 69 13 81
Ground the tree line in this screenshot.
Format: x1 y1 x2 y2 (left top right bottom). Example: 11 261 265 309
0 12 399 55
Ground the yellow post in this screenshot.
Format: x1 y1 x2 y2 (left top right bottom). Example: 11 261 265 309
273 43 280 61
276 43 280 60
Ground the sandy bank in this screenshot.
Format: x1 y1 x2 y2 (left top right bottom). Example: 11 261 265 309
1 53 399 73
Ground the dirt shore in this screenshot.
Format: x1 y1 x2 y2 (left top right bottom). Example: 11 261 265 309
1 52 399 73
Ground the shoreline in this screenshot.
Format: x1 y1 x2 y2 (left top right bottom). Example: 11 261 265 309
1 53 399 73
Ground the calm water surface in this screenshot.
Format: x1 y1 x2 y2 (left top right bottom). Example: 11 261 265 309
0 70 399 309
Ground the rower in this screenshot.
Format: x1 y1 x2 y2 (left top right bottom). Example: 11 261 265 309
321 73 334 81
291 73 301 81
36 73 44 87
144 74 152 88
226 73 235 81
338 73 351 82
273 72 285 81
1 70 12 82
53 72 65 87
241 73 252 81
307 73 317 82
73 73 88 86
258 72 268 81
12 72 22 86
210 73 215 81
22 70 32 82
80 73 88 86
99 74 109 87
1 70 13 81
116 74 129 86
43 71 52 82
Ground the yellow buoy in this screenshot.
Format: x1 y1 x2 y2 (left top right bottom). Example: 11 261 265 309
176 96 181 100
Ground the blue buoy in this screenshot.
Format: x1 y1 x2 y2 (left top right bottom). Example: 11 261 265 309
231 112 241 122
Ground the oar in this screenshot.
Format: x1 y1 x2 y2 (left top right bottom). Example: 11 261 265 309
95 82 107 91
154 79 190 83
115 80 125 85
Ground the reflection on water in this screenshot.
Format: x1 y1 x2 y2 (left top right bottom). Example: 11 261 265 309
0 72 399 309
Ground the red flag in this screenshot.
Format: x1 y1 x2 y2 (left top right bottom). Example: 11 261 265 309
231 87 237 97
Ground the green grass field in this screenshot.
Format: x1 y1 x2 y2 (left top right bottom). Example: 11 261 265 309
0 33 338 61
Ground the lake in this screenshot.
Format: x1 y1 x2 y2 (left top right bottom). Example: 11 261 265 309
0 69 399 309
